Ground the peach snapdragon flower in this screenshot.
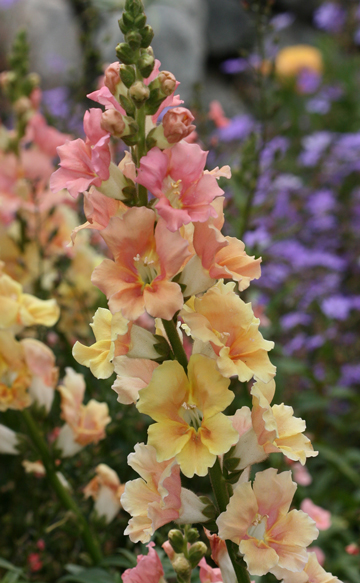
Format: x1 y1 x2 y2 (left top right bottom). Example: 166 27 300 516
121 443 208 543
91 207 191 320
73 307 160 380
0 332 58 412
181 280 276 382
230 378 317 469
217 468 318 577
56 368 110 456
136 142 224 231
137 355 238 477
189 198 262 292
0 266 60 330
271 552 341 583
84 463 125 523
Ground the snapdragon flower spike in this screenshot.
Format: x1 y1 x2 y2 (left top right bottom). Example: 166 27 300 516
50 109 111 198
136 142 224 231
91 206 191 320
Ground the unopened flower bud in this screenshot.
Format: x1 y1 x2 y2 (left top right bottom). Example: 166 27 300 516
0 70 16 90
134 13 146 28
104 62 121 95
116 43 135 65
129 81 150 106
162 107 196 144
101 110 126 137
168 529 185 553
188 542 207 568
137 53 155 78
125 0 143 17
187 528 200 543
158 71 177 96
140 24 154 48
27 72 40 88
126 30 142 51
172 555 191 579
13 96 32 115
120 64 136 89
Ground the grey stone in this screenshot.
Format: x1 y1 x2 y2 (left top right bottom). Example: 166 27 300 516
205 0 255 56
0 0 82 88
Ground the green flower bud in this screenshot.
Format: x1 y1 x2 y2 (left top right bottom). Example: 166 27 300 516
119 94 136 117
120 64 136 88
134 13 147 28
129 81 150 107
125 0 143 18
187 528 200 543
122 11 135 28
126 30 142 51
118 17 128 35
172 556 191 580
140 25 154 48
168 529 185 553
137 54 155 78
188 542 207 569
116 43 135 65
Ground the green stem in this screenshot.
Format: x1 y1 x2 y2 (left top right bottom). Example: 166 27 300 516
161 318 188 372
209 459 251 583
21 409 103 565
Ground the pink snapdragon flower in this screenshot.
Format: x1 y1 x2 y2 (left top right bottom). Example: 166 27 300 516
300 499 331 530
199 558 223 583
122 543 164 583
136 142 224 231
91 207 191 320
50 109 111 198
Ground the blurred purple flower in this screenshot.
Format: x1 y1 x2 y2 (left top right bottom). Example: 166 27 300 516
272 173 303 191
306 190 335 214
221 58 248 74
307 335 325 350
42 87 70 119
306 97 331 115
299 131 332 166
314 2 346 33
297 69 321 94
270 12 295 32
261 136 289 169
281 312 312 330
243 226 271 249
217 114 254 142
0 0 20 7
321 295 353 320
283 333 306 354
339 364 360 387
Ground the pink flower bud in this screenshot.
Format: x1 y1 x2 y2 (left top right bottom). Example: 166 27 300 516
101 110 126 137
104 62 121 95
162 107 196 144
345 543 359 556
158 71 177 96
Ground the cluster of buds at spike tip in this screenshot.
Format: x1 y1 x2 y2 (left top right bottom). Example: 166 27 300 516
116 0 155 72
167 527 207 577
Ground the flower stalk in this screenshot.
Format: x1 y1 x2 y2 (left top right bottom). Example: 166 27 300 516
21 408 103 565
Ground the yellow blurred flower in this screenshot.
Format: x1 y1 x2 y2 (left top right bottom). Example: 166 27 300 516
275 45 323 78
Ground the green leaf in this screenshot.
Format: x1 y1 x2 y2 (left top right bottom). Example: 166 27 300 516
317 444 360 487
0 559 23 574
58 568 119 583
